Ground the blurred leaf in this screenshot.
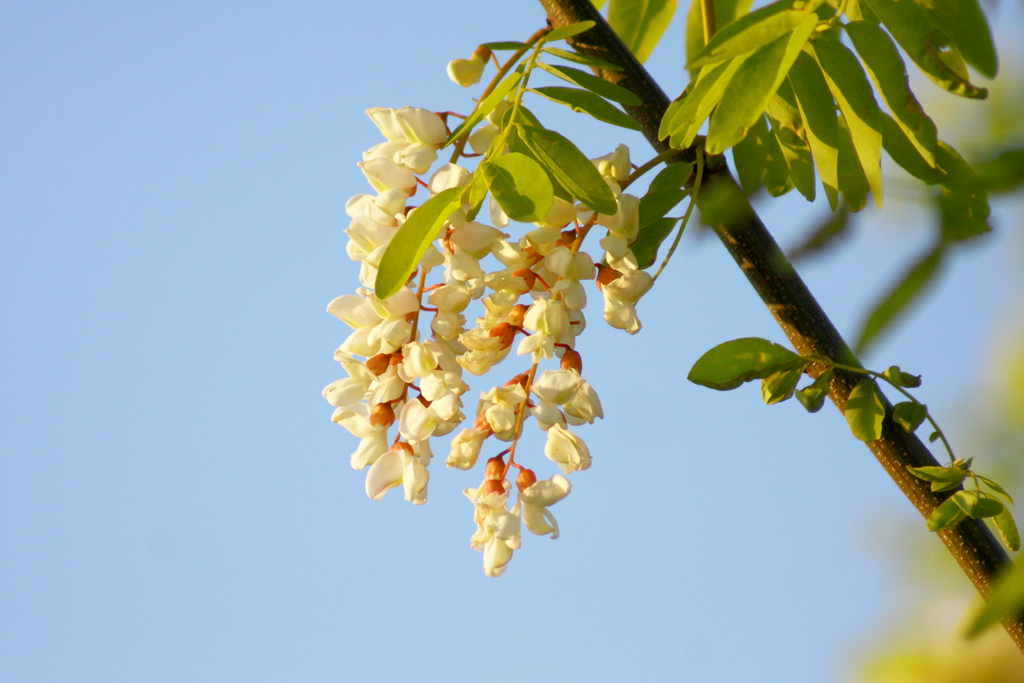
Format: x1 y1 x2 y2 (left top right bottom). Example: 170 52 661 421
374 187 462 299
542 47 623 71
935 140 983 193
639 189 688 228
921 0 997 79
664 57 748 149
545 21 597 42
481 41 531 50
531 86 642 130
845 20 937 168
445 71 522 147
648 162 694 192
732 114 770 194
796 369 832 413
835 116 870 212
688 337 802 391
855 245 944 354
846 379 885 442
685 0 754 78
938 190 991 242
883 366 922 388
788 53 840 210
893 401 928 434
994 508 1021 552
706 15 817 155
591 0 607 8
518 124 618 214
788 204 850 261
483 152 554 222
764 123 795 197
927 496 966 531
761 361 805 404
908 464 968 492
974 147 1024 195
764 81 816 201
608 0 677 63
878 113 941 184
966 562 1024 637
979 476 1015 505
929 431 940 443
687 0 821 70
813 38 883 207
631 217 678 269
537 63 641 105
861 0 987 99
953 490 1005 518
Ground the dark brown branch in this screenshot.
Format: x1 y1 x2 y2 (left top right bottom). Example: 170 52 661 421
538 0 1024 650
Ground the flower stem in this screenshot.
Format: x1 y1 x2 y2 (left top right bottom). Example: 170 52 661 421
651 147 704 285
502 359 541 479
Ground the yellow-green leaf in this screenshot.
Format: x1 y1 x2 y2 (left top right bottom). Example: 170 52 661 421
845 378 884 442
966 562 1024 637
664 56 748 149
764 81 815 201
537 62 641 105
706 14 817 155
542 47 623 71
764 123 795 197
795 368 832 413
788 52 840 210
545 21 597 43
375 187 462 299
445 71 522 148
732 114 770 194
688 337 802 391
994 508 1021 552
878 113 941 184
855 245 944 353
685 0 753 78
631 217 678 269
835 116 870 211
518 124 618 215
892 401 927 433
927 496 966 531
484 152 554 222
921 0 997 79
813 39 883 208
761 361 806 404
687 0 822 70
530 86 642 130
608 0 677 63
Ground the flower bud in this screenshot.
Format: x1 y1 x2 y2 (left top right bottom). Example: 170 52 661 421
389 351 404 366
505 372 529 389
560 349 583 373
508 303 528 329
447 54 486 87
484 455 506 480
516 468 537 492
488 322 517 349
473 412 493 433
392 441 414 455
558 229 577 246
370 402 395 427
365 353 391 376
512 267 537 291
479 478 506 497
472 45 492 62
596 263 621 289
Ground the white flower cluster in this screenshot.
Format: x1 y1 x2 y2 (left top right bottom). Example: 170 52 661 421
324 100 654 576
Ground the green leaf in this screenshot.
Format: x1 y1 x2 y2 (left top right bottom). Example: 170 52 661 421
686 0 754 78
545 21 597 43
537 63 641 105
861 0 987 99
608 0 677 63
503 114 574 203
761 361 806 405
639 189 688 228
732 114 770 194
845 378 884 442
796 368 832 413
687 337 802 391
465 163 490 221
921 0 997 79
592 0 607 9
788 53 840 210
845 21 938 168
975 147 1024 195
518 124 619 215
480 41 530 50
375 187 463 299
763 122 795 197
953 490 1005 519
892 401 928 433
883 365 922 388
648 162 694 192
879 113 941 184
663 57 748 150
978 476 1015 505
764 81 816 202
993 508 1021 552
483 152 554 222
444 71 522 148
813 38 883 208
788 205 850 261
929 431 940 443
687 0 822 70
542 47 623 71
938 190 991 242
855 245 944 353
530 86 642 131
907 464 968 492
927 496 966 531
966 562 1024 637
705 15 818 155
834 116 870 212
631 217 678 269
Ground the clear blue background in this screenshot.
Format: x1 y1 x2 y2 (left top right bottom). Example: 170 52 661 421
2 2 1021 681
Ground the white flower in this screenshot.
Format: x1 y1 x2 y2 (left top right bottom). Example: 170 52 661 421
517 298 570 360
544 423 592 473
331 403 389 470
446 428 488 469
591 144 631 182
476 384 527 440
365 444 429 505
358 157 416 193
600 269 652 335
447 55 486 87
366 106 447 147
518 474 572 538
428 163 472 194
464 482 521 577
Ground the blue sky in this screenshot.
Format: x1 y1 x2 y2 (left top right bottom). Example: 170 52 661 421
2 2 1021 681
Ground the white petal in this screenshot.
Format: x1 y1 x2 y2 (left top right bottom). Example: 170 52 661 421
365 450 404 500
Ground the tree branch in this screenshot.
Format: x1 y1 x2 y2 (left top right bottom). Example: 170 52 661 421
537 0 1024 650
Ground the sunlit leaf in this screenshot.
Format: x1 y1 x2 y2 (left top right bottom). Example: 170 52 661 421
685 0 753 78
483 152 554 222
732 114 770 194
993 508 1021 552
706 15 817 155
664 57 748 150
545 21 597 42
688 337 802 391
631 217 678 269
892 401 928 433
764 81 815 202
966 562 1024 637
855 245 943 354
974 147 1024 195
878 113 940 184
375 187 462 299
907 464 968 492
788 53 840 210
845 378 884 442
861 0 987 99
648 162 694 192
445 71 522 148
518 124 618 214
787 204 850 261
846 21 937 168
763 123 795 197
927 496 966 531
537 62 641 105
480 41 530 50
921 0 997 79
796 368 832 413
882 365 922 388
530 86 642 130
687 0 822 70
608 0 677 63
761 361 805 404
503 112 574 203
813 39 883 207
542 47 623 71
978 476 1015 505
953 490 1004 519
